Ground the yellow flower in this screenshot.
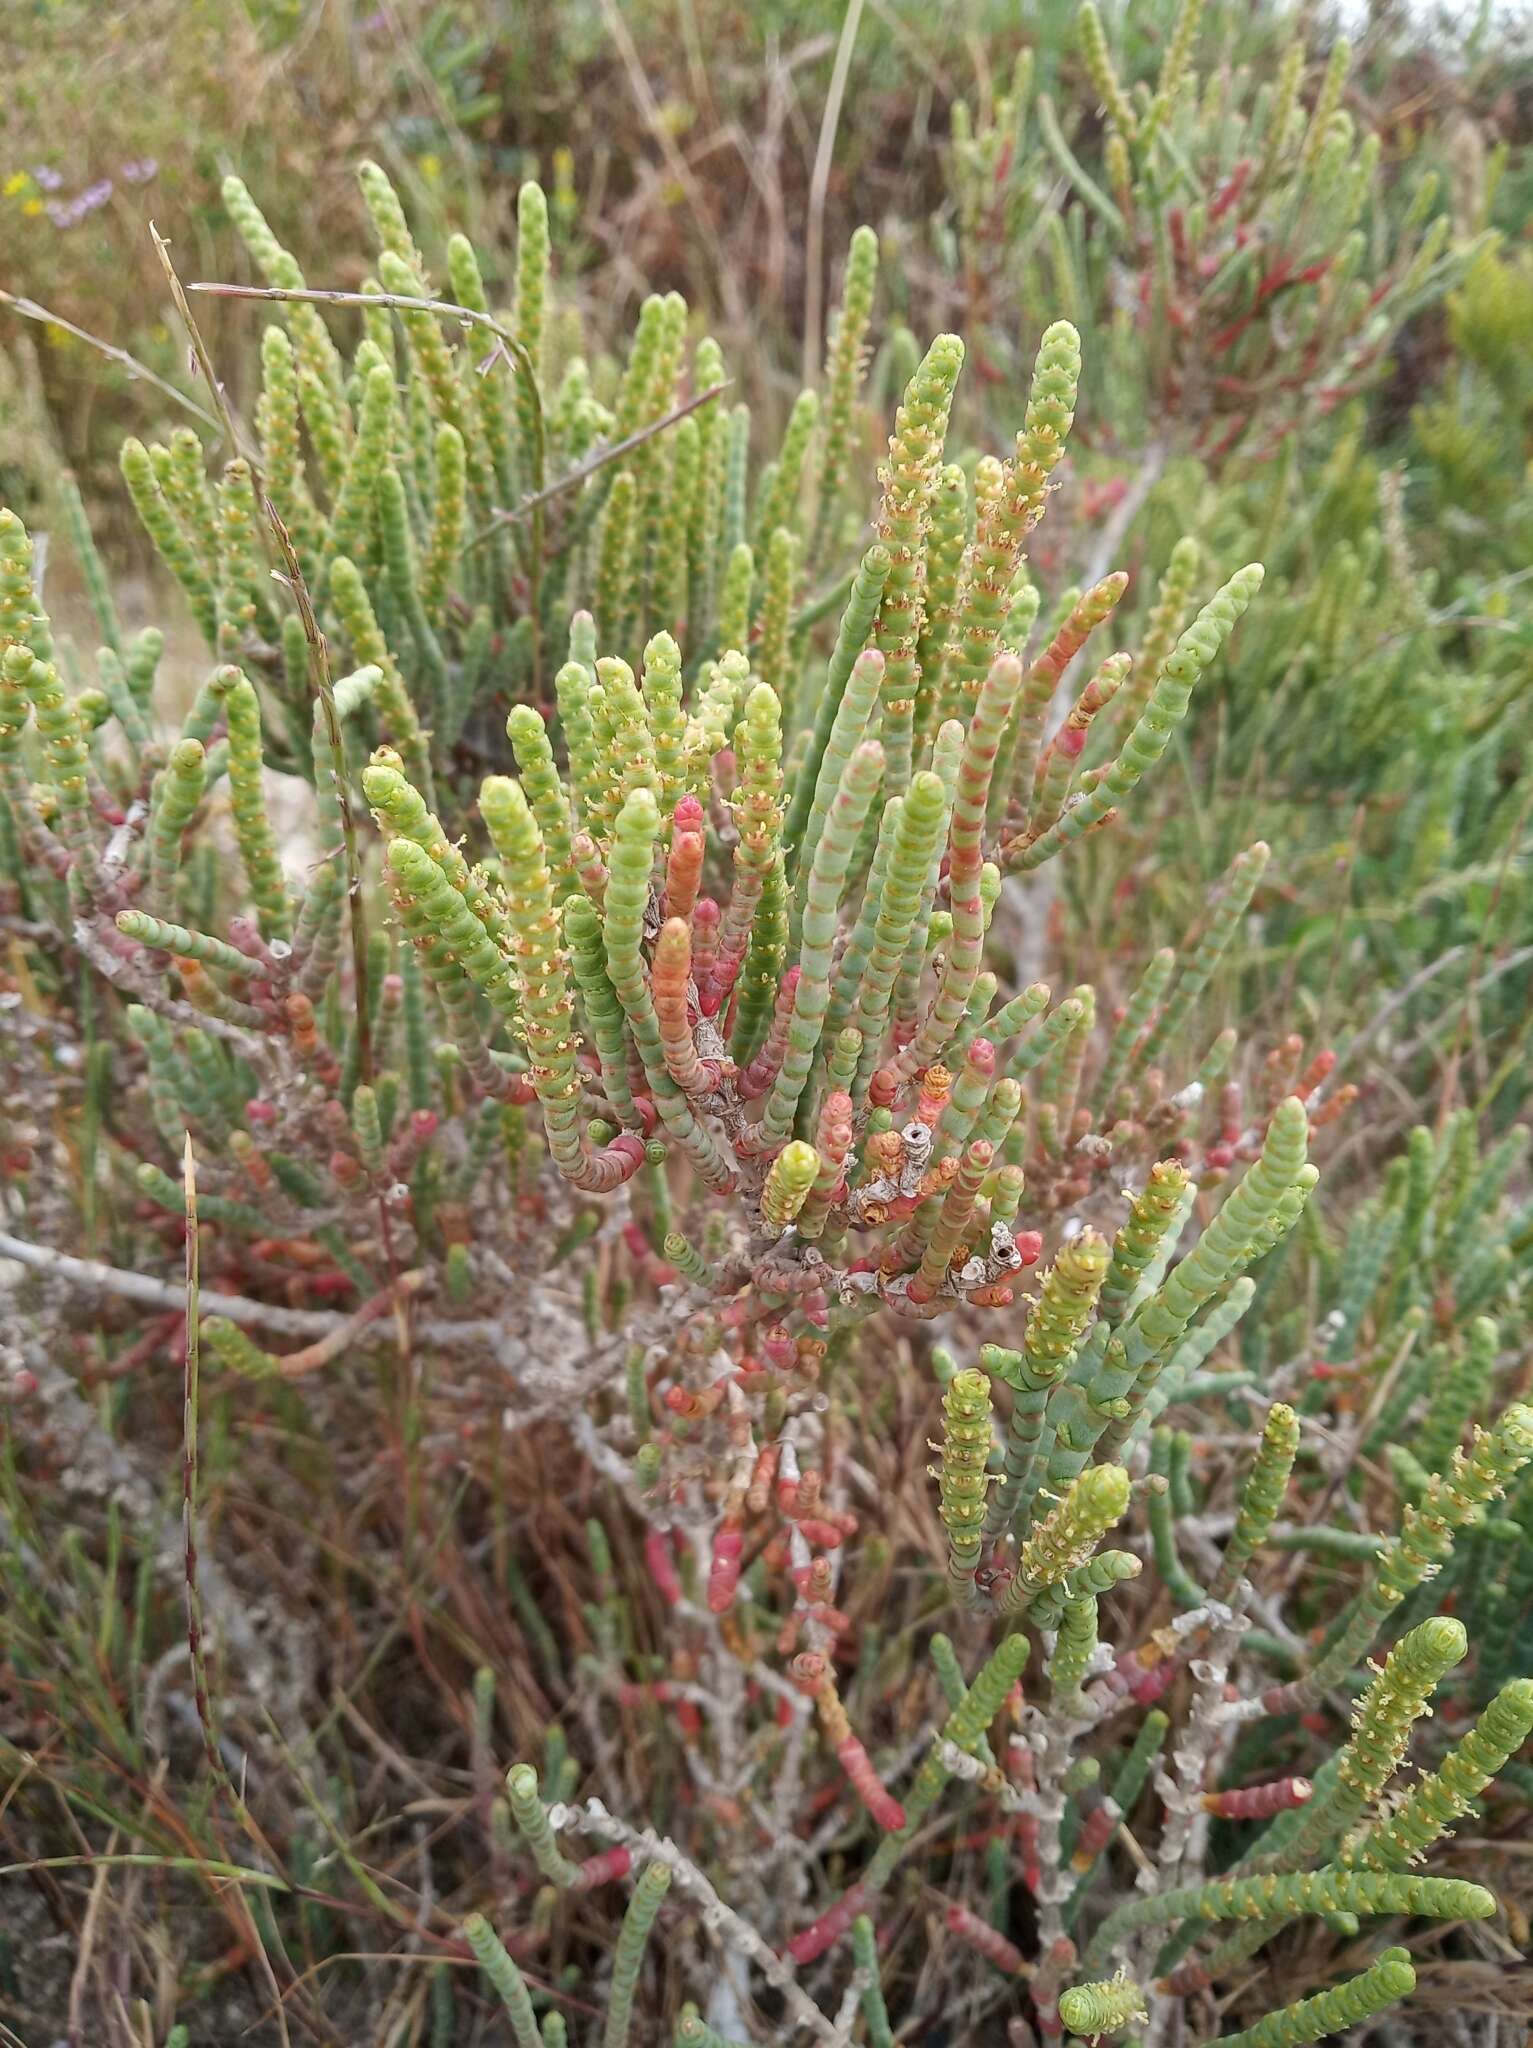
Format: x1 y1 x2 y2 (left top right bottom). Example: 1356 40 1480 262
419 152 442 184
4 171 31 196
22 197 44 217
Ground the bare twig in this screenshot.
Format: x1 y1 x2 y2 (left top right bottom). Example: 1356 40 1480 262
548 1797 845 2046
182 1141 226 1803
187 279 543 482
181 1140 298 2048
0 1228 353 1337
0 286 221 432
261 498 411 1344
0 1227 579 1363
1337 943 1473 1071
191 274 547 689
152 224 258 468
465 380 731 551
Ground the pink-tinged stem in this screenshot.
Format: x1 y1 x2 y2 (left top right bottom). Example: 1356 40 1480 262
691 896 720 988
707 1519 745 1613
653 917 722 1097
787 1884 869 1965
942 1899 1027 1975
643 1526 683 1605
663 793 707 923
1199 1775 1311 1820
573 1846 633 1888
735 969 801 1104
699 861 763 1017
838 1735 906 1832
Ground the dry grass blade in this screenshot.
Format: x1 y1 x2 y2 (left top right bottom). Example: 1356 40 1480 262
467 379 732 550
0 285 222 432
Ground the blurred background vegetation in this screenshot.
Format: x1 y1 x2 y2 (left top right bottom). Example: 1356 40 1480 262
4 3 1528 468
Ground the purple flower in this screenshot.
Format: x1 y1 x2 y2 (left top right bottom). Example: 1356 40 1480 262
31 164 64 192
120 158 158 185
44 182 115 230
